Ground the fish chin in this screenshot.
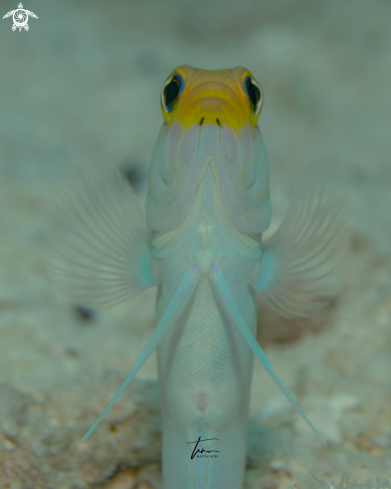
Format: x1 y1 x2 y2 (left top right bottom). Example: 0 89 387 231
220 123 271 234
147 120 271 257
196 122 271 235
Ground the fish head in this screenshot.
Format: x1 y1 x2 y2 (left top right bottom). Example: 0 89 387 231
147 65 271 237
160 65 262 129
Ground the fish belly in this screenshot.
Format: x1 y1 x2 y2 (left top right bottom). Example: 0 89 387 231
157 277 256 489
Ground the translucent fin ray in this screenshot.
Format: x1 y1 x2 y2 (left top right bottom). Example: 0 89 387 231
44 169 155 307
254 179 348 318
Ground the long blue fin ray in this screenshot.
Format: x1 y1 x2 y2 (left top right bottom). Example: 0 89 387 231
81 264 201 443
209 264 326 445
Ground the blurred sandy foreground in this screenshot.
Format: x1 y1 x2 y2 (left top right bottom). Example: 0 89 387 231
0 0 391 488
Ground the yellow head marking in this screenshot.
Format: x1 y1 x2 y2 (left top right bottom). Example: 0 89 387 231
160 65 263 130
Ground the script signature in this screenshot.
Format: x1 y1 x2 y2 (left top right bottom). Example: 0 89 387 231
186 436 220 460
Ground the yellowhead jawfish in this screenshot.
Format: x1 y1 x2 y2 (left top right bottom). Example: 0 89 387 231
47 66 346 489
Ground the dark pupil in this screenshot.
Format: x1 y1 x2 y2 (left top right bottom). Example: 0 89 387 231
246 78 260 111
164 76 180 109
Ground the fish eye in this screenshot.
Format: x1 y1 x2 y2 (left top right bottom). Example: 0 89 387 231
161 74 183 113
244 76 262 116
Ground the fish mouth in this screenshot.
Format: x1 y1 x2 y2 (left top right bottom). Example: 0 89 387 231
199 116 221 127
175 85 249 131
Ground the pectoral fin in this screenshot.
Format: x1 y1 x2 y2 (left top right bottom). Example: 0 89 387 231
44 169 155 306
253 180 347 318
81 264 201 442
209 264 325 444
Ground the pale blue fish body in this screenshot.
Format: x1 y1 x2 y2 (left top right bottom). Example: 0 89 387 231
46 66 346 489
147 114 269 487
154 171 259 488
156 218 256 488
157 233 256 488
